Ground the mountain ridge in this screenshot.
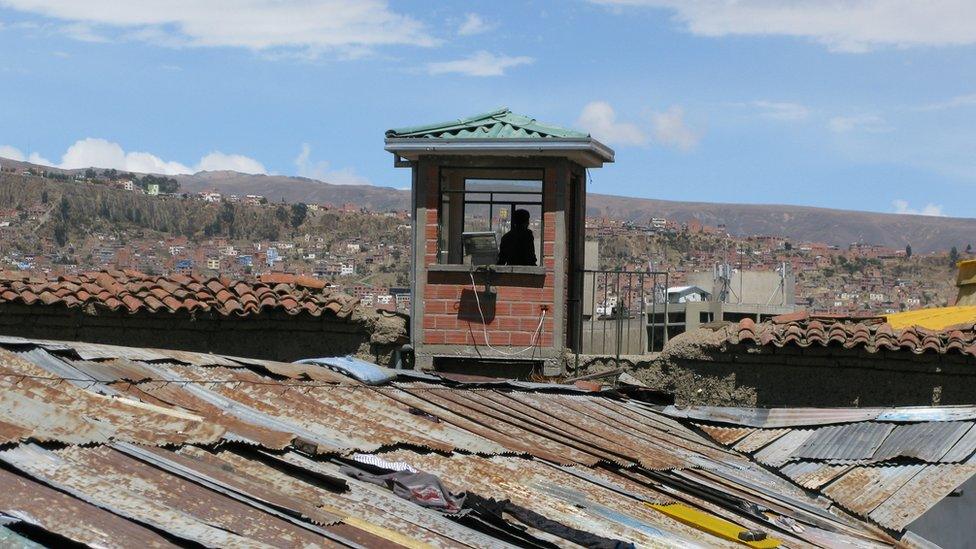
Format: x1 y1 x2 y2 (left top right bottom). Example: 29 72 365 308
1 156 971 252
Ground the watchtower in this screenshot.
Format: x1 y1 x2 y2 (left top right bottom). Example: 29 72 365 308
385 108 613 375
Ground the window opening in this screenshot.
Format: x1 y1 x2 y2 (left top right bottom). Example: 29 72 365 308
438 170 543 265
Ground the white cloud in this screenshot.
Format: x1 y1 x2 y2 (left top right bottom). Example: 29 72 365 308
197 151 266 174
426 51 533 77
919 92 976 111
294 143 371 185
892 199 945 217
576 101 647 146
828 114 890 133
0 145 52 165
3 137 266 175
753 101 809 121
651 106 700 151
0 0 436 56
457 13 493 36
589 0 976 52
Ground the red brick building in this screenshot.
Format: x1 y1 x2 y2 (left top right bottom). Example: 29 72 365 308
385 108 614 374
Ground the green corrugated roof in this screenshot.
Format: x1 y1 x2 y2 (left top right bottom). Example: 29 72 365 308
385 107 590 140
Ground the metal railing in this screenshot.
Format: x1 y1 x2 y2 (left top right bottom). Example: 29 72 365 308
576 269 669 363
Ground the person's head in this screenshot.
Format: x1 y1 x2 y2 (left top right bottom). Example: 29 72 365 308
513 208 530 228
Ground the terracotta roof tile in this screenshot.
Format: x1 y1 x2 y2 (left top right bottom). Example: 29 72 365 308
730 312 976 358
0 270 359 319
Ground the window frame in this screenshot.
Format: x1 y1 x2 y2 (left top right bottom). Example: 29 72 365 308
437 167 545 265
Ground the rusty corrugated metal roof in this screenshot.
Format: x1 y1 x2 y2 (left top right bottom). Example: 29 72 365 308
0 335 929 546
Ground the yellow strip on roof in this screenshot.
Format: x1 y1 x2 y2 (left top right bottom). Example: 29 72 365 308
648 503 781 548
885 306 976 330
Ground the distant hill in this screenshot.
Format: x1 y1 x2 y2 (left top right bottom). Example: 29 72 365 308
3 156 974 252
175 171 408 212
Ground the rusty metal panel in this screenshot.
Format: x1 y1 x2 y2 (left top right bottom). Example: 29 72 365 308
732 429 789 453
869 464 976 531
67 358 159 383
793 423 895 461
271 450 520 548
0 467 179 548
377 450 726 548
660 405 886 428
377 386 585 464
694 424 755 446
565 396 738 467
823 465 926 516
0 349 223 447
872 422 972 462
57 341 173 362
0 444 328 547
942 424 976 463
395 385 602 465
752 429 815 467
780 461 850 489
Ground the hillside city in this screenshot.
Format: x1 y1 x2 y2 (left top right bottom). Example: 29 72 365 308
0 164 961 317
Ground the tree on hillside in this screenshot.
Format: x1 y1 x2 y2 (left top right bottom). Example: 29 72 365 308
290 203 308 228
53 223 68 247
967 244 973 255
905 244 912 258
950 246 960 265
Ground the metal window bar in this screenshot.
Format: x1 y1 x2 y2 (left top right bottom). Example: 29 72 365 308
577 269 669 365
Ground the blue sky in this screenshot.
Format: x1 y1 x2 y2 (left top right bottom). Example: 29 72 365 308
1 1 975 218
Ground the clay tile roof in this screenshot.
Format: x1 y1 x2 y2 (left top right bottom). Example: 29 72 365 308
731 311 976 358
0 270 359 319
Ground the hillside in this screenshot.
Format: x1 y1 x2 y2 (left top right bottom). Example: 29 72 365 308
3 156 974 252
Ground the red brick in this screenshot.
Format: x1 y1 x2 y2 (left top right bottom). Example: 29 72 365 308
422 316 436 330
425 330 446 344
511 302 534 316
496 317 522 331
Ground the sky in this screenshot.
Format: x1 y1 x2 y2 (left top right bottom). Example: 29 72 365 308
1 1 975 218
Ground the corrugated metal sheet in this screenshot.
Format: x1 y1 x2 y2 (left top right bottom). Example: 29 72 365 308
694 424 755 445
662 405 976 427
942 424 976 462
793 423 895 461
872 422 971 462
823 465 926 516
732 429 789 453
377 450 725 548
0 467 179 548
0 444 323 547
780 461 850 489
0 350 222 447
0 336 958 546
271 450 516 548
869 464 976 531
752 429 815 467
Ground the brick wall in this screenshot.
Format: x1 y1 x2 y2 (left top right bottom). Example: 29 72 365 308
422 187 560 349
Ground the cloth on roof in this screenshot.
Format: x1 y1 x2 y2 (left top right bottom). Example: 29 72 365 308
0 269 359 318
351 453 417 473
340 466 467 513
465 493 635 549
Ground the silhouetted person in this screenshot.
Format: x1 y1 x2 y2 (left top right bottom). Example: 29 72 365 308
497 209 537 266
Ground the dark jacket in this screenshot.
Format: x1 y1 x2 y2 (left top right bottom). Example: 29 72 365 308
497 227 537 266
